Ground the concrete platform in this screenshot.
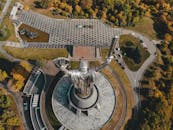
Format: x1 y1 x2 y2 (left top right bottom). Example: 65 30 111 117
52 72 116 130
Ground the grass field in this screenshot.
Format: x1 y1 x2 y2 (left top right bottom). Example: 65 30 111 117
119 34 150 71
89 61 101 68
126 17 157 40
101 48 135 129
101 68 124 130
19 24 49 42
70 60 101 70
0 0 19 42
3 46 68 60
0 0 6 13
70 61 80 69
101 66 134 130
100 48 134 100
0 21 10 41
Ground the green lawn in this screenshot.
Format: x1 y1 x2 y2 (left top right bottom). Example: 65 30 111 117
19 24 49 42
69 60 101 70
101 48 110 60
70 61 80 69
3 46 68 60
0 26 10 41
0 0 19 42
89 61 101 68
101 48 131 86
119 34 150 71
126 17 157 40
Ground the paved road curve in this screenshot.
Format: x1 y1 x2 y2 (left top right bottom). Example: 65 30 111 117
0 7 158 129
113 29 157 111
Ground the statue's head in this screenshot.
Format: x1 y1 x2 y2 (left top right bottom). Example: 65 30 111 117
79 59 89 73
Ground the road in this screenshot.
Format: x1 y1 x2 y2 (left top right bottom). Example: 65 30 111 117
0 7 158 129
0 30 157 130
112 29 157 111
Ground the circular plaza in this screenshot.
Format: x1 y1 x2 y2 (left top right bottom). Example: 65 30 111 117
52 72 116 130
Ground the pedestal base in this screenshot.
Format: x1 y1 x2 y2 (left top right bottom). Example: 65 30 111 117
52 72 116 130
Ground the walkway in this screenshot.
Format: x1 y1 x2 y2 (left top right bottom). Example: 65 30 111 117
0 83 29 130
0 42 20 62
0 0 12 24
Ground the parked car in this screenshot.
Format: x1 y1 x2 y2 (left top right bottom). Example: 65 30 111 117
23 102 28 111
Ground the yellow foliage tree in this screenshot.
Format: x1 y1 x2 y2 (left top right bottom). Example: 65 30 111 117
12 73 25 91
19 61 32 72
75 5 81 14
80 0 92 9
0 69 8 82
65 5 72 13
6 117 20 126
164 33 172 42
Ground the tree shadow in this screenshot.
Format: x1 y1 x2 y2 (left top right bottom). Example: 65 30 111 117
124 87 150 130
66 45 73 57
43 71 64 129
27 59 40 66
0 58 15 74
152 16 167 39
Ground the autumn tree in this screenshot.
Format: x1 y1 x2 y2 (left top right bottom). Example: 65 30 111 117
164 33 172 42
0 69 8 82
10 62 32 91
0 95 11 108
40 0 49 8
80 0 92 9
19 61 32 72
7 117 20 126
75 5 82 14
68 0 80 5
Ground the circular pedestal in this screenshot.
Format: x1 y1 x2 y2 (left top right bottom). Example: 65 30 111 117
52 72 116 130
69 85 99 110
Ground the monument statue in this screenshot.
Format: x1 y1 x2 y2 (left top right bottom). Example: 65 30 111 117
52 36 119 130
54 35 119 100
60 59 96 98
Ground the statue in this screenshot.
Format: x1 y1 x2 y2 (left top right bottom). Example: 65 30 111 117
59 59 96 98
54 35 119 99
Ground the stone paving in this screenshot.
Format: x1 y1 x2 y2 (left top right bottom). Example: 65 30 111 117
52 72 116 130
16 10 121 47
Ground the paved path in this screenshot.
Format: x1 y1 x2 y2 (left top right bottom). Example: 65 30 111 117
16 10 120 47
112 29 157 111
0 83 29 130
0 0 12 24
0 42 20 62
